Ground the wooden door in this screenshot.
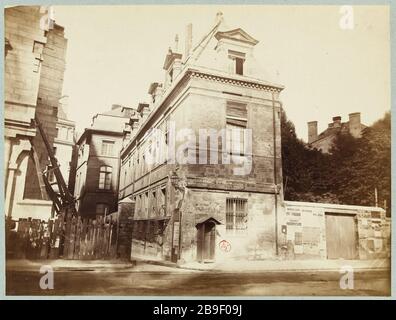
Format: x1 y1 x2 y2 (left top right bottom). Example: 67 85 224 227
203 222 216 261
325 213 357 259
196 221 216 262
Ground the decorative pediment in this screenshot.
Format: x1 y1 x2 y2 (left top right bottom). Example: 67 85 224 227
195 217 222 227
214 28 259 46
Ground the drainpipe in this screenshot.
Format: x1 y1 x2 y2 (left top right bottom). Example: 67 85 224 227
272 92 279 256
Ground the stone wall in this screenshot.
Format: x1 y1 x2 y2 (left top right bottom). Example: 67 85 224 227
283 201 390 260
24 23 68 200
179 190 279 263
4 6 54 220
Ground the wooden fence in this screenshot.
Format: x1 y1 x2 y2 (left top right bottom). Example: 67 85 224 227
6 213 120 260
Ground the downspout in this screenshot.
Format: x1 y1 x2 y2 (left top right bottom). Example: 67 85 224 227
272 92 279 256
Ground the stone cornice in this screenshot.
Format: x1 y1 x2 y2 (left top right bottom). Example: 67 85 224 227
189 69 284 93
120 67 284 157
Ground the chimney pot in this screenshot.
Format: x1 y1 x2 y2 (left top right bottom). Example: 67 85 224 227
332 116 342 128
332 116 341 122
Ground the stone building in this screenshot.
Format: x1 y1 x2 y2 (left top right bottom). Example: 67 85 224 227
307 113 366 153
4 6 70 221
74 105 133 217
118 13 285 263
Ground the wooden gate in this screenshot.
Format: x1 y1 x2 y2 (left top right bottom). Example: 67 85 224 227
325 213 358 259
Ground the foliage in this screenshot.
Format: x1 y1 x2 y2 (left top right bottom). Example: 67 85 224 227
281 110 391 216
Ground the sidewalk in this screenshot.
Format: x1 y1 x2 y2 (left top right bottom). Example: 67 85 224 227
6 257 390 273
5 259 191 273
177 258 391 273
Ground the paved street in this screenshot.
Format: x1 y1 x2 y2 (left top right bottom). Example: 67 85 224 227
6 261 390 296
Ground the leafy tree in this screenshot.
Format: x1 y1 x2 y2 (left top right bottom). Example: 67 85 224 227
281 109 391 216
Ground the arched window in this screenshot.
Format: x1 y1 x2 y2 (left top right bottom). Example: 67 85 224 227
99 166 112 190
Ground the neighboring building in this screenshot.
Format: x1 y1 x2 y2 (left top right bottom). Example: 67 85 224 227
118 13 285 263
74 105 133 217
283 201 390 260
307 113 367 153
4 6 69 221
52 96 76 189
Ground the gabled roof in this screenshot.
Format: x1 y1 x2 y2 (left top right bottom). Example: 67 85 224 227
214 28 259 46
195 217 223 227
312 121 367 144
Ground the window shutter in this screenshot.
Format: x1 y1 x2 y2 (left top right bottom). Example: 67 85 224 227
226 102 247 119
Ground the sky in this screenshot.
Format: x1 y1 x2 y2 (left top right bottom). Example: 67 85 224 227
53 5 390 141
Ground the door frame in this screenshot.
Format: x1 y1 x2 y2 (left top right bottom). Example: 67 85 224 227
196 218 221 263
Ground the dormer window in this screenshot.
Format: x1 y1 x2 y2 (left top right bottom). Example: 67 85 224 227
163 48 182 89
228 50 245 75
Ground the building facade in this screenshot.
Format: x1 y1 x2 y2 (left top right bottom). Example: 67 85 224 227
74 105 132 217
53 97 76 189
307 113 366 153
118 13 285 263
4 6 70 221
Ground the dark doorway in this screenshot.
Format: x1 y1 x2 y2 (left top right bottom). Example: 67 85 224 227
196 220 216 263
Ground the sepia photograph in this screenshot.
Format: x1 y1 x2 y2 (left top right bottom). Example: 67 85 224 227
2 3 392 298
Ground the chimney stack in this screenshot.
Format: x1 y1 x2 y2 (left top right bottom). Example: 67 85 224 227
307 121 318 144
185 23 192 59
174 34 179 53
349 112 361 138
332 116 342 128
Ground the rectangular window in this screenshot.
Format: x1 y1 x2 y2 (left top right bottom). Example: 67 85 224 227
228 50 245 76
226 102 247 155
226 198 248 233
160 187 167 216
101 140 115 156
144 192 149 217
235 58 244 75
151 191 157 216
99 166 112 190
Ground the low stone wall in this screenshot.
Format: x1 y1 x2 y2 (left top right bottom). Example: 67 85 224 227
282 201 390 260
